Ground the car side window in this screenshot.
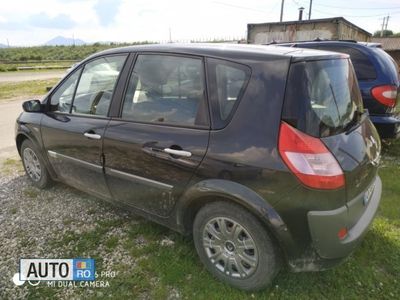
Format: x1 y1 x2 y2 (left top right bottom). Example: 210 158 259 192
71 55 127 116
50 68 82 113
121 54 207 126
207 58 251 127
317 46 377 81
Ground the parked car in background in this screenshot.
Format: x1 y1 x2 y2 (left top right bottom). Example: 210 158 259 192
270 40 400 139
16 44 382 291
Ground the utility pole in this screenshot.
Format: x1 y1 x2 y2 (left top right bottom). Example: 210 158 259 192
169 27 172 43
380 16 386 37
6 38 9 47
280 0 285 22
385 15 390 30
308 0 313 20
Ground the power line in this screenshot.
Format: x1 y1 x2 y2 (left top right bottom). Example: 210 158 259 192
312 8 400 18
314 3 400 10
212 1 280 16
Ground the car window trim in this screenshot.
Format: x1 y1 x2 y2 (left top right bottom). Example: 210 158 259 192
114 51 211 130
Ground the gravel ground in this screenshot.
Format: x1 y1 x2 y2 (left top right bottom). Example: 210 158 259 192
0 158 176 299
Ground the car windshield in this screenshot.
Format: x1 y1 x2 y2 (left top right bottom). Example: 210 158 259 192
283 58 363 137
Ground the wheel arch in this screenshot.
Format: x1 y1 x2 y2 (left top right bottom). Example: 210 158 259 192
175 179 295 258
16 129 38 155
16 129 57 180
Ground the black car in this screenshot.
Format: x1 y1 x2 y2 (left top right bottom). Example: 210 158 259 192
270 40 400 138
16 44 382 291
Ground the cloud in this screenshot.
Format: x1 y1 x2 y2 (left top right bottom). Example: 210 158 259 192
94 0 123 26
29 12 76 29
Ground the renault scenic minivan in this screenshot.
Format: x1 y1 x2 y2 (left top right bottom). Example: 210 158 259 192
16 44 382 291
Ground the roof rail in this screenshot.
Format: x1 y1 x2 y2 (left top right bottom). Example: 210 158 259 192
264 39 358 45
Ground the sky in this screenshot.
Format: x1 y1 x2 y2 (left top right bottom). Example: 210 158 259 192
0 0 400 46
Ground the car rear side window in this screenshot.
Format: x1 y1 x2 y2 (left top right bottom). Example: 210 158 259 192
317 46 376 81
283 59 363 137
207 58 250 127
121 54 208 127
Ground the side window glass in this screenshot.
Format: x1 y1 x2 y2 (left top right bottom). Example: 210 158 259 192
72 55 126 116
121 55 206 126
216 64 248 120
50 68 81 112
207 58 250 126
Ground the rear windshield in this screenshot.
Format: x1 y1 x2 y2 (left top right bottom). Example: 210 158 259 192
316 46 377 81
371 48 400 83
283 59 363 137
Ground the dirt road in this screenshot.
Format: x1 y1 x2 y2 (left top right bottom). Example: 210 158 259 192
0 99 24 159
0 70 65 83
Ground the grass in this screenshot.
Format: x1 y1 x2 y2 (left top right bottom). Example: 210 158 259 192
0 78 60 101
0 157 23 174
23 187 39 198
0 61 73 72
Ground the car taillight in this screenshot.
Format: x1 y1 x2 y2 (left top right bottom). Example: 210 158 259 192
371 85 398 107
278 122 345 190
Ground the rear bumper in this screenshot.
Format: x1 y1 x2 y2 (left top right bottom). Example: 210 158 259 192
370 115 400 139
307 176 381 261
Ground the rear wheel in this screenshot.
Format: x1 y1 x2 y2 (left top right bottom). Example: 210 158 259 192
193 201 281 291
21 139 52 189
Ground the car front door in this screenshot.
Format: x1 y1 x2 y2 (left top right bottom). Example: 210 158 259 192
103 53 210 216
41 54 128 199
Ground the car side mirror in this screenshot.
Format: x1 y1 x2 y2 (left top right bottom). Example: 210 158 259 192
22 100 43 113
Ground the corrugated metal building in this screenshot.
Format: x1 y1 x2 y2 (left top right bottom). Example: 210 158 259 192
247 17 371 44
371 37 400 67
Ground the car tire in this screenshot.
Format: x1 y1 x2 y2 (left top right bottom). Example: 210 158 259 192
193 201 281 291
21 139 52 189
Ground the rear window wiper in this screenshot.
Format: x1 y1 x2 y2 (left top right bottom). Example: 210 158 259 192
344 109 367 134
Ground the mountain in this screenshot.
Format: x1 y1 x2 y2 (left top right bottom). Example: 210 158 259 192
45 36 85 46
0 43 7 48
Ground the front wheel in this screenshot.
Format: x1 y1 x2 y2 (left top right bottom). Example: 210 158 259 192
193 201 281 291
21 139 52 189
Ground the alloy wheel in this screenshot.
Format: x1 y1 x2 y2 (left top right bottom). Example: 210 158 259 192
202 217 258 279
23 148 42 182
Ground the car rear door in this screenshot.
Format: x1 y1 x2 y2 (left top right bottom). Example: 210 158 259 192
41 54 128 199
103 53 210 217
283 57 381 202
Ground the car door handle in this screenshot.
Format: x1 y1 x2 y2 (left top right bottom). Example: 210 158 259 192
163 148 192 158
84 132 102 140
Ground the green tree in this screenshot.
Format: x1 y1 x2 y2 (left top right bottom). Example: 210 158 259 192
373 30 394 37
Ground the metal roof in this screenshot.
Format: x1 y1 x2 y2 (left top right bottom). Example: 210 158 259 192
371 38 400 51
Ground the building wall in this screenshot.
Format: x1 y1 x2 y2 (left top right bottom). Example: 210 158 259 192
248 20 370 44
388 50 400 68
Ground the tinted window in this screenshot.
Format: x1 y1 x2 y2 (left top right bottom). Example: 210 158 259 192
207 58 250 126
122 55 206 126
317 45 376 80
283 59 363 137
71 55 126 116
50 68 81 113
